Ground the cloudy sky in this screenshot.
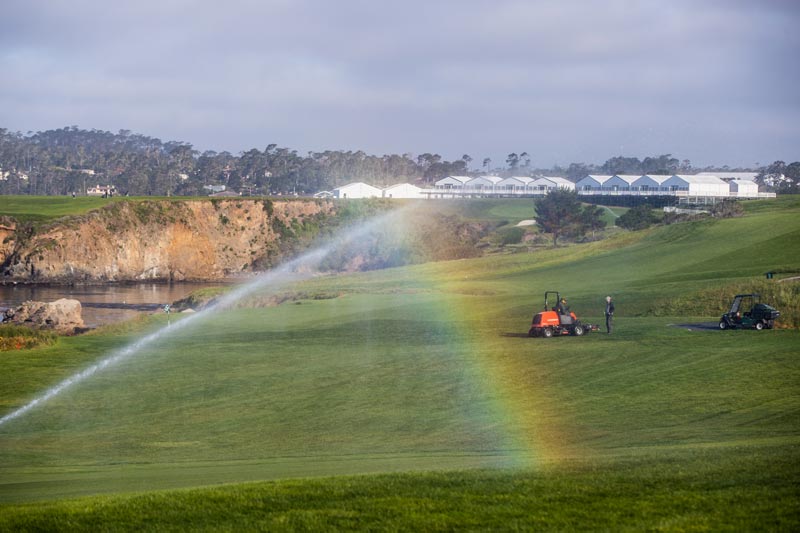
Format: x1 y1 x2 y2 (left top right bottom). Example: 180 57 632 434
1 0 798 167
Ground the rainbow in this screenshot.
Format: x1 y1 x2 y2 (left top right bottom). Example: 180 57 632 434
392 250 576 469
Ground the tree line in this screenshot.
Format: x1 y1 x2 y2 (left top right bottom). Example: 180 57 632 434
0 126 795 196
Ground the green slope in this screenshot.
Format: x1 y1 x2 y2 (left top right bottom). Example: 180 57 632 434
0 198 798 529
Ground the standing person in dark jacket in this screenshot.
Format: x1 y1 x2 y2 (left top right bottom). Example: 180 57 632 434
605 296 615 334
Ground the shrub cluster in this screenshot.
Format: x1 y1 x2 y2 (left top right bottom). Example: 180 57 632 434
0 325 57 351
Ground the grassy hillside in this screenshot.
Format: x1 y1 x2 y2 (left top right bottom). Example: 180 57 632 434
0 197 798 529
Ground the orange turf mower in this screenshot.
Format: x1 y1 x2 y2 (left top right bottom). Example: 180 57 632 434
528 291 599 338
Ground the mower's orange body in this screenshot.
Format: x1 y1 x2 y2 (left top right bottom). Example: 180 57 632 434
528 291 596 338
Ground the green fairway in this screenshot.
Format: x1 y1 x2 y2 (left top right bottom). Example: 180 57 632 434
2 447 797 531
0 194 230 223
0 197 798 529
0 195 128 223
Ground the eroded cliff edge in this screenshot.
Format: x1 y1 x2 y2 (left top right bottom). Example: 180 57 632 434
0 199 334 283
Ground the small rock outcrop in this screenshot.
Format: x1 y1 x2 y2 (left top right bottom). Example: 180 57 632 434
3 298 85 333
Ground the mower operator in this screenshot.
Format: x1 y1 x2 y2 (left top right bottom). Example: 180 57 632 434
605 296 615 334
556 297 570 316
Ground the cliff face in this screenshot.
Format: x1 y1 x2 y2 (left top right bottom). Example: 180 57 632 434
0 199 334 283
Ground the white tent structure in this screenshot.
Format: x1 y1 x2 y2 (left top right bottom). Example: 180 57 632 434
697 171 758 182
603 175 639 192
633 175 671 193
575 175 612 192
497 176 535 194
661 175 730 196
434 175 472 191
540 177 576 191
383 183 424 199
332 182 382 199
729 179 759 197
465 175 503 193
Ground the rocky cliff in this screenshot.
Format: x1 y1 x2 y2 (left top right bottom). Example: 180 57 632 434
0 199 334 283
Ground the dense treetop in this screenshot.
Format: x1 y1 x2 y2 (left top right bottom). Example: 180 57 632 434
0 126 794 196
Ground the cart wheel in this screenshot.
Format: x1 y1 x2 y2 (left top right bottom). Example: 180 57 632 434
573 325 585 336
755 322 764 331
719 321 727 330
542 328 553 338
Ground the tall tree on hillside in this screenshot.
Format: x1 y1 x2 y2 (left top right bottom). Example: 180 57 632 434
506 152 520 170
535 189 601 246
520 151 531 169
785 162 800 193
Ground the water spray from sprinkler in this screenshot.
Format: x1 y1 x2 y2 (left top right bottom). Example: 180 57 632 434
0 206 413 428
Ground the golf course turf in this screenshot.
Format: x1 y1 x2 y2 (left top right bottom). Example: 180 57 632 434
0 197 798 530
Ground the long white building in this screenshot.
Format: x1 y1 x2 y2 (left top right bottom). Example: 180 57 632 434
575 174 773 201
428 175 573 197
321 173 774 202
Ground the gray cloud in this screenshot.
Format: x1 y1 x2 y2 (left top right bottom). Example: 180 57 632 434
1 0 797 167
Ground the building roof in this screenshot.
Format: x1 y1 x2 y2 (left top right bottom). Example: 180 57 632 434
609 175 640 185
671 174 727 185
440 175 473 184
639 174 672 184
697 171 758 181
542 176 574 186
576 175 612 185
334 181 382 191
469 175 503 184
384 183 421 191
499 176 535 184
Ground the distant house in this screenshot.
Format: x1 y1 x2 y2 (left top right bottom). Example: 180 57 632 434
332 182 382 199
313 190 334 199
203 184 227 193
209 190 240 197
87 184 117 196
383 183 424 199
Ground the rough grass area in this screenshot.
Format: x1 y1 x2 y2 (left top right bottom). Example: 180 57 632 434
0 325 57 351
644 278 799 327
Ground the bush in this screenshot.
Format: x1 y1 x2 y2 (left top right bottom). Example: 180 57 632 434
710 199 744 218
0 325 57 351
616 204 659 230
499 226 526 245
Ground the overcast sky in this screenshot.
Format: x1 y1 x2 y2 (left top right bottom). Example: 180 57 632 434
1 0 798 168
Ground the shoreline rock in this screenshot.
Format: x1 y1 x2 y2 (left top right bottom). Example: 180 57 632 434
2 298 85 333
